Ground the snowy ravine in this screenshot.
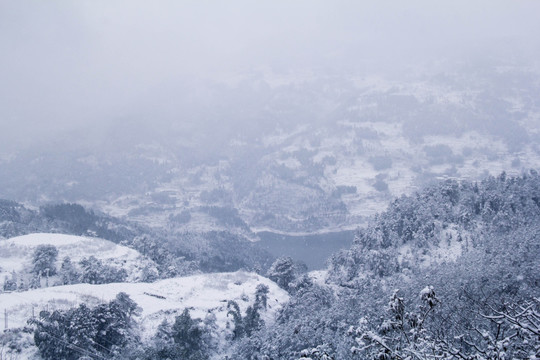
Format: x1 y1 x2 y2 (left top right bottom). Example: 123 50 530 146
0 271 289 359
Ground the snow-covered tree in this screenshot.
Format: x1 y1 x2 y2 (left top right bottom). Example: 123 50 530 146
298 345 335 360
2 273 17 291
227 300 245 339
32 244 58 276
79 256 127 284
171 308 208 359
59 256 79 285
32 292 140 359
350 288 440 359
267 256 296 291
255 283 270 310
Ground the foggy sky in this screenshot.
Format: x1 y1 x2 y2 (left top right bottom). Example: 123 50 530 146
1 0 540 150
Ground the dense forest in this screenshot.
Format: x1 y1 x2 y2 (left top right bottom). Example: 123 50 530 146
229 171 540 359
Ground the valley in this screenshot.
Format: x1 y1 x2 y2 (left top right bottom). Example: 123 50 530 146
1 2 540 357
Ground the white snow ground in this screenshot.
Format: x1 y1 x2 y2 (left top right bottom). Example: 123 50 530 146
0 271 288 359
0 233 158 286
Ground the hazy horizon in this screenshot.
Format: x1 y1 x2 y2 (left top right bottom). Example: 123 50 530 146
1 1 540 151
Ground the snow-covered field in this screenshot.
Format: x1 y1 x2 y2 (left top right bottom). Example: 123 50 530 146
0 233 157 286
0 271 289 359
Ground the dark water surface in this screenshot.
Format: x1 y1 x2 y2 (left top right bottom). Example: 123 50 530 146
257 230 355 270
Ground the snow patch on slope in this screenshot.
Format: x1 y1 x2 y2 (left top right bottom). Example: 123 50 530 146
0 233 156 284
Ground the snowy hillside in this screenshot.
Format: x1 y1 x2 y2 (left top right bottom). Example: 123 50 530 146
0 271 289 359
0 233 157 287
